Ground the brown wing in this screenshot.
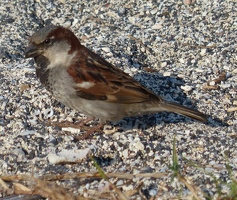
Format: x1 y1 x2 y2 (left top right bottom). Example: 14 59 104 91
67 45 160 104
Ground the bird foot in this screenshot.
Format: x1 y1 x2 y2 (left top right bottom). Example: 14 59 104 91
47 118 103 140
74 123 103 140
48 117 94 128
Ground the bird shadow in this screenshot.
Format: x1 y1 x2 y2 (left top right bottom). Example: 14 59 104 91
110 70 227 130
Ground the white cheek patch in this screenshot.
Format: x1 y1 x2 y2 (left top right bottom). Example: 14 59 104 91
76 81 95 89
45 41 76 69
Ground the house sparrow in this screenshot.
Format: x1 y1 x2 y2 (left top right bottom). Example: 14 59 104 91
24 25 207 125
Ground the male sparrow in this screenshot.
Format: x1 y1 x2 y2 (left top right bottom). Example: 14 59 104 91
24 25 207 125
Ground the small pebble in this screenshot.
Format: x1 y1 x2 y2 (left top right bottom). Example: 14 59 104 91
149 189 157 196
183 0 196 5
200 49 207 56
181 85 192 92
131 139 144 151
122 149 128 158
220 83 231 89
209 81 216 86
116 180 124 186
196 68 204 72
161 62 167 68
209 160 215 165
205 167 214 173
102 47 111 53
118 7 126 16
163 71 171 76
43 108 54 118
179 58 185 63
177 74 185 78
20 130 36 136
152 24 162 29
12 148 26 158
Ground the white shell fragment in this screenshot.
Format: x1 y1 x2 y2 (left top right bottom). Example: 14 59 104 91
43 108 54 118
181 85 192 92
101 47 111 53
209 81 216 86
163 71 171 77
48 148 91 164
152 24 162 29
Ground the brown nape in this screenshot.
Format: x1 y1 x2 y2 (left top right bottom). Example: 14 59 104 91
47 26 81 54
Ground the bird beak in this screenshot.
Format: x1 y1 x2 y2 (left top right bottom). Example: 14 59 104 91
24 44 41 58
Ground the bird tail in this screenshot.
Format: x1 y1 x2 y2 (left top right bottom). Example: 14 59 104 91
159 101 208 123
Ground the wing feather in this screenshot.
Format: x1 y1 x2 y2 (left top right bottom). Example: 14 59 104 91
67 46 160 104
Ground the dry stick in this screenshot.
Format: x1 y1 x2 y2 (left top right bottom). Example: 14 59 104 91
1 172 167 182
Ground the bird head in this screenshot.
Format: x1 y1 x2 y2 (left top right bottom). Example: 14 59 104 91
25 25 81 68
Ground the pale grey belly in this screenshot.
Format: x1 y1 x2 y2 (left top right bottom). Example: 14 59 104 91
46 67 160 122
48 67 126 122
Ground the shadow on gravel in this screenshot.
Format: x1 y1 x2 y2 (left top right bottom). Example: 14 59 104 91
111 70 227 130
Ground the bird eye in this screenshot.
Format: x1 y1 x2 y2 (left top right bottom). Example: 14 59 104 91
44 39 51 45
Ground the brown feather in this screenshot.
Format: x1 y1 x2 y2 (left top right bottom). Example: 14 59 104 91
67 46 160 104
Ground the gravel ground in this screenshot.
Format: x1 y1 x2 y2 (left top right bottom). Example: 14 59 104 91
1 0 237 199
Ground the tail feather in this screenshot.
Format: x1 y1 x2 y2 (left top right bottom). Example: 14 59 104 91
160 101 208 123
